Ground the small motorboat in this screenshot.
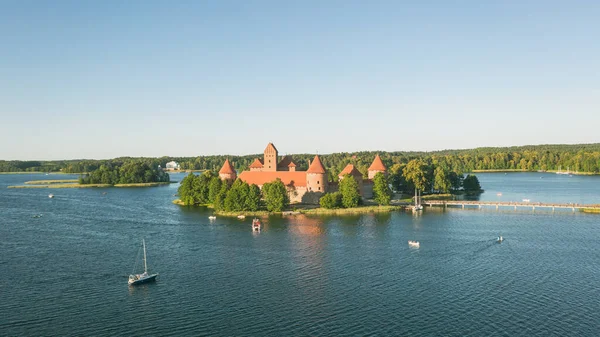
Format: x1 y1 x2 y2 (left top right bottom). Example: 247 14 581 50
32 214 43 218
413 205 423 212
252 218 261 232
497 236 504 243
497 192 502 196
408 240 420 247
237 215 246 219
208 216 216 221
48 194 54 198
522 199 530 202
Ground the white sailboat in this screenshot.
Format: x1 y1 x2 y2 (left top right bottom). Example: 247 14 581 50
413 189 423 211
128 239 158 286
556 166 569 175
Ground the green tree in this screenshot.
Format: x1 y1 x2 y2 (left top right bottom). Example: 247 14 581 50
207 176 222 204
339 174 361 208
372 172 392 205
320 192 342 209
213 181 230 211
433 166 451 193
245 184 261 211
195 170 213 204
262 179 290 212
463 174 482 193
403 159 427 192
177 173 197 205
224 179 246 212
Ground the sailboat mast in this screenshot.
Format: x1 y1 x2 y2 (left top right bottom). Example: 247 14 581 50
143 239 148 273
415 188 417 206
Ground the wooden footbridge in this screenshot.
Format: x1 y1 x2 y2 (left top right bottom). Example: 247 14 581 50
423 200 600 212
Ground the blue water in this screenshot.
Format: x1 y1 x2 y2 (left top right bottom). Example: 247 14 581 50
474 172 600 205
1 173 599 336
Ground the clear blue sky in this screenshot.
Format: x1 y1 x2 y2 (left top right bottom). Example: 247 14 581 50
1 0 599 160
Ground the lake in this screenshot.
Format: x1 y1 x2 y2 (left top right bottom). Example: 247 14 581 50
1 172 599 336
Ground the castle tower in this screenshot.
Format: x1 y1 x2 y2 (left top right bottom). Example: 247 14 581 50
339 163 364 195
263 143 278 172
306 155 327 193
219 159 237 181
368 154 387 179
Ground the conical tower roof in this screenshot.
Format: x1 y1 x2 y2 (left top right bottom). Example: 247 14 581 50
307 155 326 174
249 158 264 169
339 164 361 176
219 159 236 174
368 154 387 171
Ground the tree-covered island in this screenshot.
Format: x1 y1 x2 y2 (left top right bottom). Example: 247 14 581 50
176 161 483 215
78 162 170 185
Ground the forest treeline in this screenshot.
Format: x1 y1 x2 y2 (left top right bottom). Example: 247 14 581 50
3 144 600 178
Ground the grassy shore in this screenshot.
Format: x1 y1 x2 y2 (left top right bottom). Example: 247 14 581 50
25 179 78 185
299 205 404 215
173 199 405 216
581 208 600 214
215 210 272 217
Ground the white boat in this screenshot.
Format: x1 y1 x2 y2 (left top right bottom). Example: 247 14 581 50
408 240 420 247
556 166 570 175
497 236 504 243
412 189 423 212
252 218 261 232
237 215 246 219
522 199 530 202
208 216 216 220
48 194 54 198
128 239 158 286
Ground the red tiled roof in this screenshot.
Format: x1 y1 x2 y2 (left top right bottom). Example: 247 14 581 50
264 142 278 153
249 158 264 168
307 155 326 174
368 154 387 171
339 164 361 177
219 159 236 174
238 171 307 187
277 155 297 169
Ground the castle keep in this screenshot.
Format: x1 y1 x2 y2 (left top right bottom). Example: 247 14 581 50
218 143 387 204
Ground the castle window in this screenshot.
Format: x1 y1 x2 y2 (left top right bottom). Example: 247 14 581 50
318 187 321 191
317 181 319 184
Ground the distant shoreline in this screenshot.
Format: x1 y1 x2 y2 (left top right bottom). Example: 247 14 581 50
472 169 598 175
8 182 174 189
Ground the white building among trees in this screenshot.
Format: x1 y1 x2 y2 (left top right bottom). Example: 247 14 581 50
165 161 180 171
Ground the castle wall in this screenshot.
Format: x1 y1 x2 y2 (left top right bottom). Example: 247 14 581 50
363 181 374 199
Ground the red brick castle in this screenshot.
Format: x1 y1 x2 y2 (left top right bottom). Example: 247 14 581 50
218 143 387 204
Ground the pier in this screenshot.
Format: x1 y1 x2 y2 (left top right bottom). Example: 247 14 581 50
423 200 600 212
